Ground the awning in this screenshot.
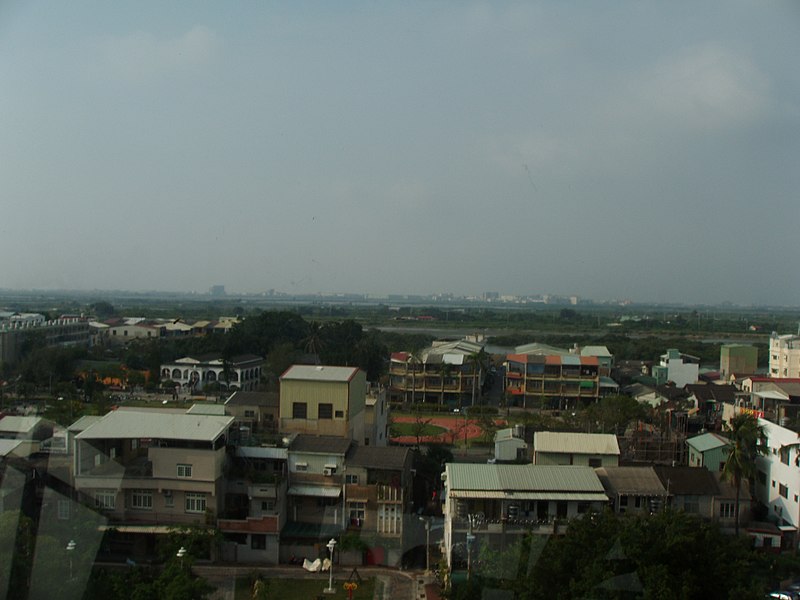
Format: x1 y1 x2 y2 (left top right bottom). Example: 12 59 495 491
579 381 594 389
288 485 341 498
99 525 174 534
449 490 607 502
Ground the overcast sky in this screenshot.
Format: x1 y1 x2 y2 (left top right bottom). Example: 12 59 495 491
1 2 798 305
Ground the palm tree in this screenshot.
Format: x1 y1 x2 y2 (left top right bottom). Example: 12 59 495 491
721 412 767 535
467 349 490 408
407 350 423 405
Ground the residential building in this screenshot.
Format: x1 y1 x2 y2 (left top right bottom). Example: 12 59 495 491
652 349 699 388
73 408 234 532
218 440 288 564
224 391 279 439
652 465 748 530
532 432 620 467
281 435 352 560
595 466 668 514
279 365 366 443
770 333 800 379
364 384 389 447
0 315 90 366
442 463 607 570
343 445 413 566
160 354 264 393
504 354 602 409
755 417 800 532
686 432 731 471
388 339 486 407
720 344 758 380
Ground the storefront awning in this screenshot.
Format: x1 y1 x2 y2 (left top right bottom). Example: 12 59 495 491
287 485 341 498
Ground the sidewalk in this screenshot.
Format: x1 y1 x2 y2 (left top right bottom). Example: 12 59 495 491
193 564 436 600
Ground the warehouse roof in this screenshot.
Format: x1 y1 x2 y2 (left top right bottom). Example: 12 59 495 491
281 365 360 383
534 432 620 456
76 410 233 442
446 463 605 495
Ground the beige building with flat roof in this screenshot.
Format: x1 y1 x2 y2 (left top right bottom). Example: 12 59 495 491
279 365 366 444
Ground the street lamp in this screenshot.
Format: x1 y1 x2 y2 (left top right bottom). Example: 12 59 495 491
324 538 337 594
66 539 76 580
419 516 431 574
177 546 187 568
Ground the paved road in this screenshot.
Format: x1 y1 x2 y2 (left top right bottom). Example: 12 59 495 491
193 564 433 600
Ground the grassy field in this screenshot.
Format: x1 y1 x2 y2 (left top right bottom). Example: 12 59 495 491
235 576 376 599
390 422 447 437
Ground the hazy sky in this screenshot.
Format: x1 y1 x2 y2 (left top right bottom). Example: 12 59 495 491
2 2 798 305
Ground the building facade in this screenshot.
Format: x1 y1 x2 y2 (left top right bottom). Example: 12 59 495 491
160 354 264 392
770 333 800 379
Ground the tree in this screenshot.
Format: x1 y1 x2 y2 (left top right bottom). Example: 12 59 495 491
467 350 489 408
302 321 324 364
722 412 767 536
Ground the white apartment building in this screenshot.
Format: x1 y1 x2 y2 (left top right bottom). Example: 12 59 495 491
770 332 800 379
756 418 800 537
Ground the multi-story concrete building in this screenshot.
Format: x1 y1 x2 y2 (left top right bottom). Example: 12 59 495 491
442 463 607 571
279 365 366 443
160 354 264 392
73 408 234 538
388 339 486 407
770 332 800 379
720 344 758 379
0 314 90 366
651 348 699 387
504 354 601 409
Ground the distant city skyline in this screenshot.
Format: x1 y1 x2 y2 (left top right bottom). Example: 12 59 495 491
2 2 798 306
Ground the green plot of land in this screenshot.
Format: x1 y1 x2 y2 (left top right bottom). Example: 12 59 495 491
390 422 447 437
236 576 375 600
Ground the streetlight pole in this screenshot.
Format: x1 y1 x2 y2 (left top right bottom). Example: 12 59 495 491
324 538 337 594
66 540 76 580
419 516 431 574
177 546 187 569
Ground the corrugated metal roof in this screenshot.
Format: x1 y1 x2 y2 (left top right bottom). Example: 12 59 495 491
446 464 605 494
595 467 667 496
76 410 233 442
561 355 581 366
281 365 359 382
287 485 342 497
534 432 620 456
448 490 607 501
237 446 288 460
686 432 731 453
0 416 42 434
187 403 226 415
67 415 103 432
290 434 352 455
514 343 570 356
581 346 612 358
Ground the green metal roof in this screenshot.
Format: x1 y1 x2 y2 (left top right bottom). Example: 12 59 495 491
445 464 605 494
686 432 731 453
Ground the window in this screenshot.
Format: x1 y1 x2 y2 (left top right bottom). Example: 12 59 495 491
295 462 308 472
318 403 333 419
57 500 70 520
244 410 255 418
260 500 275 512
335 410 344 418
251 534 266 550
131 490 153 510
164 490 174 508
719 502 735 519
349 501 366 526
346 474 359 484
177 464 193 478
292 402 307 419
781 448 790 465
185 492 207 513
780 484 789 499
377 503 401 534
95 490 116 510
588 458 602 468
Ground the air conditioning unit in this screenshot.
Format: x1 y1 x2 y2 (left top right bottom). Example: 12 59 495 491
323 468 333 476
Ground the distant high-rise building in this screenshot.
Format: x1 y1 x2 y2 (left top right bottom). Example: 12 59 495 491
210 285 226 297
